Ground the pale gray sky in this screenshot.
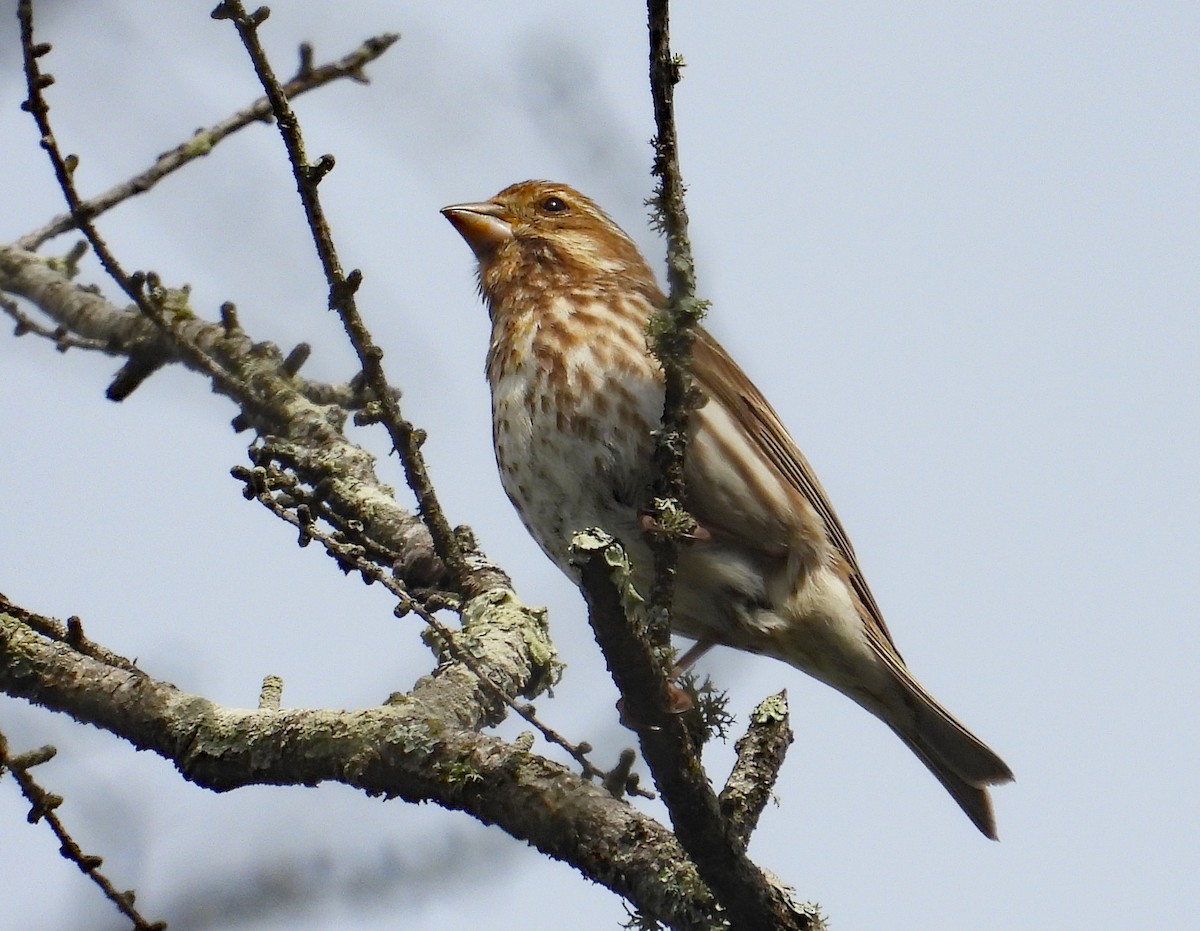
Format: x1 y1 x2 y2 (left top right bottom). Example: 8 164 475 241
2 2 1197 929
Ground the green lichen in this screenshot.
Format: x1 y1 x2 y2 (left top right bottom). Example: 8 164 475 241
571 528 648 625
692 677 734 743
648 496 700 538
512 731 535 751
42 240 87 279
797 902 828 930
384 720 436 756
620 906 667 931
441 757 483 793
183 130 214 157
750 691 789 725
459 587 562 696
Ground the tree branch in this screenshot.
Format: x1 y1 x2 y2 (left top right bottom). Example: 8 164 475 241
19 0 251 406
0 733 166 930
230 460 651 798
16 34 400 251
643 0 709 641
571 532 817 931
211 1 472 592
719 692 794 852
0 598 723 931
0 243 446 595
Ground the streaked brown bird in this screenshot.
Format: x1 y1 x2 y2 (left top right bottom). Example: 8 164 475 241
442 180 1013 838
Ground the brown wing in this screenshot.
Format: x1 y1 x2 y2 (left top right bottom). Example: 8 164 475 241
688 326 901 655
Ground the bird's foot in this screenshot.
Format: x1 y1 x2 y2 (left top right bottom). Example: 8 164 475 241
637 506 712 542
616 682 693 728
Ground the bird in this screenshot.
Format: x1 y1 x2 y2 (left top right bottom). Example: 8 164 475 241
441 180 1013 838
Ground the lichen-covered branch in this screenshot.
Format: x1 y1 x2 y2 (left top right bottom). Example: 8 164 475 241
571 531 816 931
719 692 794 852
231 460 651 797
0 599 722 931
0 243 449 593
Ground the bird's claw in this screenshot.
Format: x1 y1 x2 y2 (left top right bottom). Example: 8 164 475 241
637 508 713 542
616 681 694 729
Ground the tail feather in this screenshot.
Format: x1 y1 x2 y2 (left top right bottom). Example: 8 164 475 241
906 677 1014 786
894 728 1004 839
891 674 1014 839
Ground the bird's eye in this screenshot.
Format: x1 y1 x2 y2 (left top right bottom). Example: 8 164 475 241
540 196 568 213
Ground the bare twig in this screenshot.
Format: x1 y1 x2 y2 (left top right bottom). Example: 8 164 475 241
642 0 709 645
18 0 244 402
17 34 399 251
211 1 471 591
0 732 166 930
232 461 650 799
2 290 114 353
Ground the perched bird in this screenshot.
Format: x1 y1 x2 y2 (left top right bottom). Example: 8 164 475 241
442 180 1013 838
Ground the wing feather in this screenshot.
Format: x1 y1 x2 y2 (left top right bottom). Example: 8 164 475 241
689 327 900 654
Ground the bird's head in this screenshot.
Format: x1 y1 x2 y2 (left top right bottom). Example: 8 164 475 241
441 180 660 306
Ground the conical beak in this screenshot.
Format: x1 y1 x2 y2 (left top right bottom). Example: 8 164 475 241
441 201 514 261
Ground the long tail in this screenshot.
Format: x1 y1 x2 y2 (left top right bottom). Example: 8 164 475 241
889 673 1014 839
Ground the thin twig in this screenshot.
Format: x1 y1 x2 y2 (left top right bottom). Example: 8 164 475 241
17 34 399 251
644 0 709 643
0 240 456 594
232 462 652 799
2 291 114 353
211 1 470 591
18 0 244 403
0 732 166 930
